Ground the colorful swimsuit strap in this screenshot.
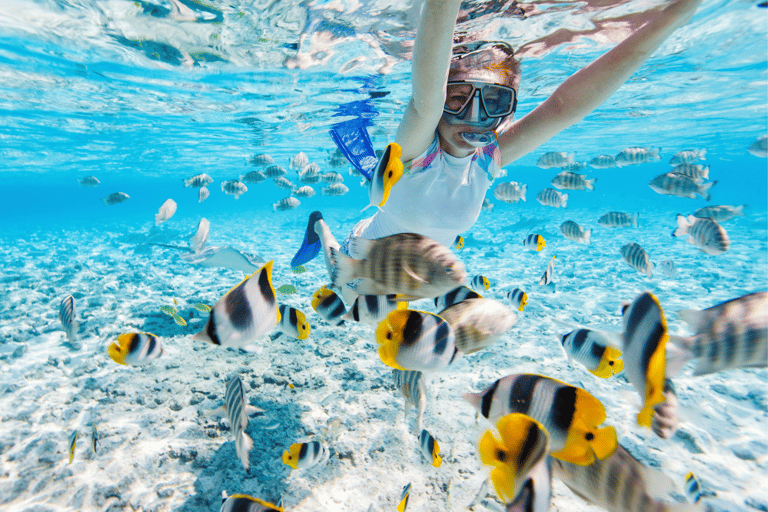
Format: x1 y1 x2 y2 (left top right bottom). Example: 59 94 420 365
406 132 501 180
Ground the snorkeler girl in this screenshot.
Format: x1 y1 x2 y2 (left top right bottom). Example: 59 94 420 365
293 0 703 303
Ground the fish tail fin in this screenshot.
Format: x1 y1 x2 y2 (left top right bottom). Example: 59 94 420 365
699 148 707 160
673 214 691 237
290 211 324 267
584 229 592 244
585 178 596 190
182 178 190 187
330 248 357 290
665 335 695 377
700 180 716 201
737 204 747 215
561 193 569 208
632 213 639 227
701 166 710 180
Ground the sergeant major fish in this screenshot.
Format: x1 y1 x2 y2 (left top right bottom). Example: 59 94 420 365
221 180 248 199
598 212 638 228
376 309 459 372
264 165 287 178
536 188 568 208
189 218 210 253
672 214 730 255
322 171 345 184
748 134 767 157
59 294 78 343
670 148 706 165
536 152 574 169
560 220 591 244
322 183 349 196
273 177 295 191
78 176 100 187
438 298 516 355
551 171 596 191
198 187 210 203
589 155 616 169
240 170 267 184
463 373 618 466
615 147 660 166
273 197 300 212
192 261 280 349
493 182 527 203
693 204 746 222
154 199 177 226
250 153 274 166
670 163 709 180
101 192 129 205
331 233 466 299
292 185 315 198
620 243 653 277
108 332 164 365
478 413 552 510
393 369 427 432
225 375 255 471
290 151 308 170
183 173 213 188
648 173 715 200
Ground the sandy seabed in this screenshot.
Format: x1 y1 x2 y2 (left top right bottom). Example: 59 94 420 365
1 203 766 512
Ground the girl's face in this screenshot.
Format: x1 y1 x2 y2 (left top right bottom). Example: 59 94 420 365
436 115 482 158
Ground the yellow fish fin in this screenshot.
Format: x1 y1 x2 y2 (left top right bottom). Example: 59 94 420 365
638 335 667 427
282 444 301 469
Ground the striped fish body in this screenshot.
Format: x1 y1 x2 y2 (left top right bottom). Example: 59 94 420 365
670 148 706 165
276 304 310 339
622 292 668 427
551 171 595 191
673 214 730 255
343 294 404 326
301 162 320 176
273 177 295 190
598 212 638 228
240 170 267 184
523 234 545 251
471 275 490 291
154 198 177 226
560 221 591 244
183 173 213 188
101 192 129 205
225 375 254 471
749 135 767 157
221 180 247 199
366 142 403 208
438 298 516 354
322 183 349 196
463 374 617 466
539 256 555 286
299 173 321 184
292 185 315 198
670 163 709 180
59 295 78 342
589 155 616 169
550 444 686 512
536 152 574 169
478 413 551 507
615 147 660 166
376 310 458 372
693 204 745 222
323 171 345 183
282 440 329 470
679 292 767 375
620 243 653 277
250 153 274 166
393 369 427 431
331 233 467 299
290 151 308 170
220 493 283 512
648 173 714 200
273 197 300 211
264 165 287 178
189 218 210 253
193 261 280 348
78 176 100 187
493 182 527 203
108 332 163 365
561 329 624 378
536 188 568 208
419 429 441 467
506 288 527 311
311 286 346 326
198 187 210 203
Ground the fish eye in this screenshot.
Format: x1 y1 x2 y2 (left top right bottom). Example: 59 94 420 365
608 361 614 366
386 332 392 340
585 432 594 441
388 171 393 178
497 450 507 462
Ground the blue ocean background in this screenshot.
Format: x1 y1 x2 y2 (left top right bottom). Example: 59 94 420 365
0 0 766 511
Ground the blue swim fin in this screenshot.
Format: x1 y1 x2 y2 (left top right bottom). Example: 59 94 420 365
291 211 324 267
329 118 378 181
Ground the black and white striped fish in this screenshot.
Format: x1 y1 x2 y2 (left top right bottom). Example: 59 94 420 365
376 309 459 372
493 181 527 203
536 151 574 169
648 173 715 200
273 197 300 211
506 288 527 312
434 286 481 310
108 332 164 365
670 148 706 165
536 188 568 208
292 185 315 198
189 218 210 253
264 165 287 178
393 369 427 432
667 291 767 377
331 233 467 299
198 186 210 203
621 292 669 428
290 151 308 170
471 275 490 291
539 256 555 285
560 329 624 378
250 153 274 166
282 440 329 470
560 220 591 244
342 294 406 326
274 304 310 340
323 171 345 184
59 295 78 343
551 171 596 191
311 286 346 326
551 443 702 512
620 243 653 277
78 175 100 187
273 177 295 191
615 147 660 166
418 429 441 467
183 173 213 188
225 375 254 471
693 204 746 223
589 155 616 169
192 261 280 349
523 234 546 251
670 163 709 180
463 373 617 466
672 214 730 255
598 211 638 228
438 298 516 355
322 183 349 196
240 170 267 184
220 491 283 512
221 180 248 199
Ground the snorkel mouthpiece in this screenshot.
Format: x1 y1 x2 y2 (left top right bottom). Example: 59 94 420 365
460 131 497 147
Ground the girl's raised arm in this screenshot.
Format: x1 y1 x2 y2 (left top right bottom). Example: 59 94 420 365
498 0 704 167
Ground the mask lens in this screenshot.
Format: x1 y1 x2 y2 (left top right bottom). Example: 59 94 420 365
480 85 514 117
444 83 475 114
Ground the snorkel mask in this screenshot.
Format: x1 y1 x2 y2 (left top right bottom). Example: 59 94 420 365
444 41 520 146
